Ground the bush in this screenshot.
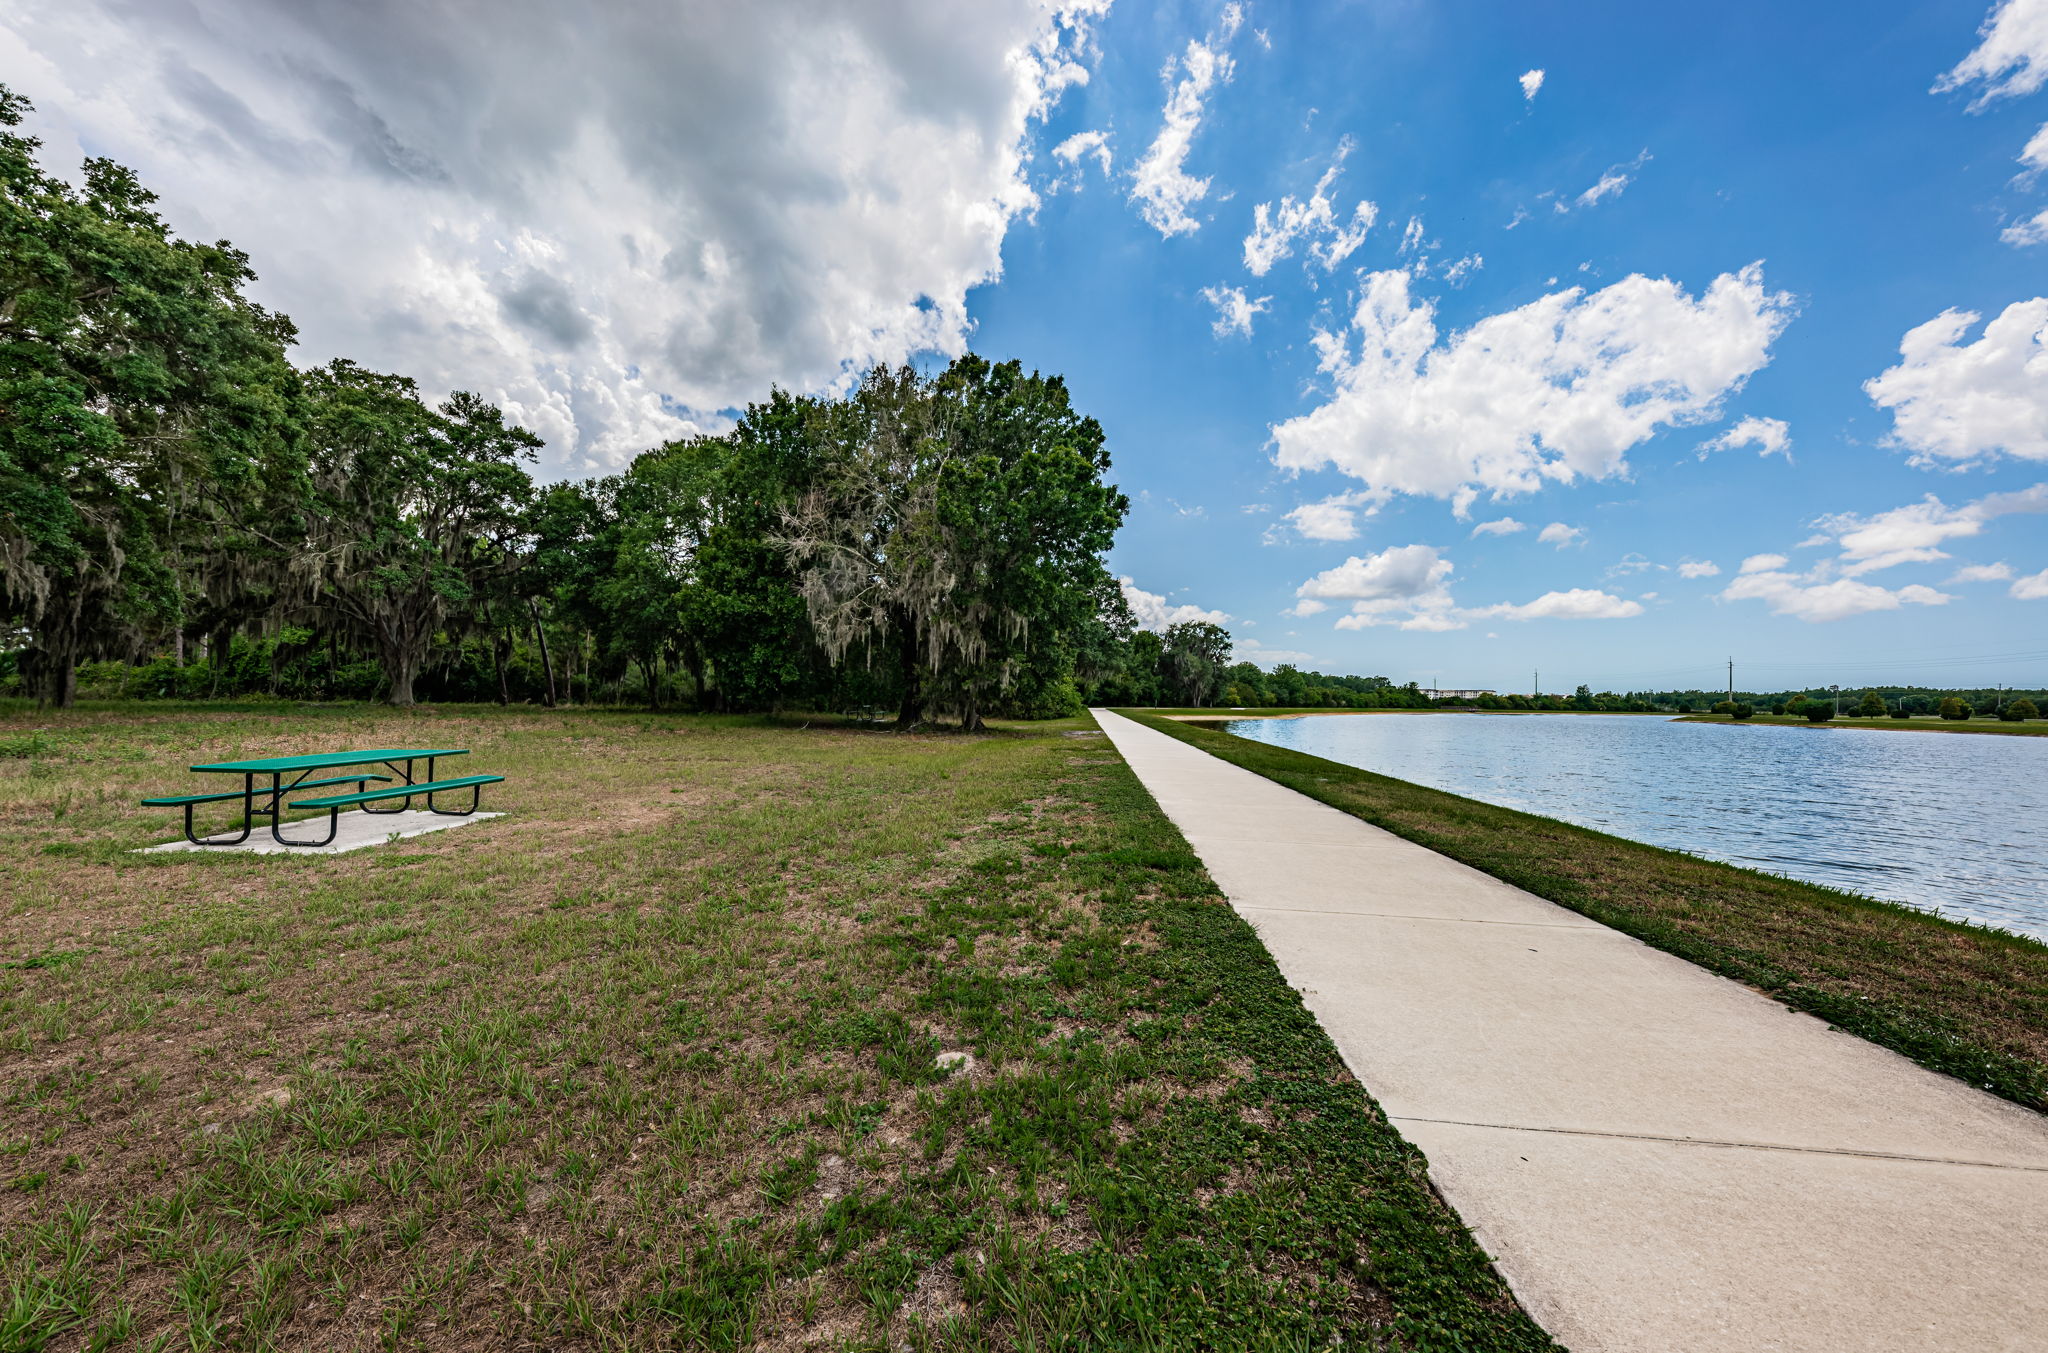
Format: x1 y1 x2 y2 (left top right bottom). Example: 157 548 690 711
1855 692 1887 717
1890 706 1911 719
2004 698 2039 722
1731 702 1754 720
1938 697 1970 721
1711 700 1736 716
1770 702 1787 716
1803 701 1834 723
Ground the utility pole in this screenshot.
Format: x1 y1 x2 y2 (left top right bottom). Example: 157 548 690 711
1727 657 1734 701
1831 683 1841 716
1533 669 1539 698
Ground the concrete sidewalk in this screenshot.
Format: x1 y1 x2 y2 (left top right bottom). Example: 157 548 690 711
1091 708 2048 1353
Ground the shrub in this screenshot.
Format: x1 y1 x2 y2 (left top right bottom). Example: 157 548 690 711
1890 706 1911 719
2004 698 2039 722
1770 702 1787 716
1938 697 1970 721
1855 692 1887 717
1711 700 1737 716
1803 701 1834 723
1731 702 1754 720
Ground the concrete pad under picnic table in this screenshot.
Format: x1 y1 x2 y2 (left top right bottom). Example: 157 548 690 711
139 809 503 855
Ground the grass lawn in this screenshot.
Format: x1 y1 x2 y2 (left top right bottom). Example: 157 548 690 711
0 701 1554 1351
1127 712 2048 1115
1673 712 2048 736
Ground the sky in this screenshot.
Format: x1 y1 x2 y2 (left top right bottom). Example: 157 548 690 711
6 0 2048 693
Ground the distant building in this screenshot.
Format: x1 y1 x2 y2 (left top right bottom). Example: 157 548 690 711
1426 687 1495 701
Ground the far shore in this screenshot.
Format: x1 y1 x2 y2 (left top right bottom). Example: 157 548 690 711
1152 707 2048 736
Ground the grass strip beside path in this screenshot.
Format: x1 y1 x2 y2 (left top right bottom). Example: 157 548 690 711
1124 711 2048 1116
1 703 1552 1350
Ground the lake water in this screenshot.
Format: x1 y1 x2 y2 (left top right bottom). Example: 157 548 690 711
1221 713 2048 941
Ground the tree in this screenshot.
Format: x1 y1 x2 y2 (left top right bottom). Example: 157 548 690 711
295 364 538 706
1803 701 1834 723
780 359 1125 729
1938 696 1970 721
1712 700 1736 716
1573 684 1595 710
1731 702 1755 720
1 86 301 706
2004 698 2039 722
1161 621 1232 706
1855 691 1886 718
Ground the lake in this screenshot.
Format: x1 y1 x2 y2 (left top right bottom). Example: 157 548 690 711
1220 713 2048 941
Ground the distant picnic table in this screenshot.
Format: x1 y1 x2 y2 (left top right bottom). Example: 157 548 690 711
142 748 503 848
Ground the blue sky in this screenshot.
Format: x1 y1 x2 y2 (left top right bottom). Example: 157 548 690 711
8 0 2048 690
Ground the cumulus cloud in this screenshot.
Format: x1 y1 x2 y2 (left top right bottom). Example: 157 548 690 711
2003 209 2048 246
1119 577 1231 633
2023 121 2048 174
1470 517 1525 537
1537 522 1585 548
1201 284 1272 338
1129 4 1242 237
1051 128 1114 183
1697 414 1791 460
1284 490 1382 542
1520 69 1546 101
1469 589 1644 621
1296 545 1460 631
1720 571 1952 623
1242 140 1376 276
0 0 1112 474
1950 561 2016 581
1740 553 1790 573
1677 559 1721 578
1810 483 2048 574
1933 0 2048 107
2014 567 2048 599
1269 265 1794 508
1864 300 2048 464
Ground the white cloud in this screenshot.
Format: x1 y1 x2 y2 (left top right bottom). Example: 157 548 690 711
1950 561 2016 582
1242 140 1376 276
1740 553 1790 573
1720 571 1953 623
1119 577 1231 633
1559 149 1651 213
1677 559 1721 578
1934 0 2048 107
1811 483 2048 574
1234 637 1318 668
1863 299 2048 465
1397 216 1426 255
1051 129 1114 181
1698 414 1791 460
1201 284 1272 338
1471 517 1525 537
0 0 1112 474
1520 69 1545 101
1270 265 1794 506
1288 598 1328 617
2014 567 2048 599
1296 545 1460 631
1577 169 1633 208
1606 552 1660 577
1442 253 1484 287
2022 121 2048 173
1537 522 1585 548
2002 209 2048 246
1470 589 1644 621
1284 490 1383 541
1129 5 1242 237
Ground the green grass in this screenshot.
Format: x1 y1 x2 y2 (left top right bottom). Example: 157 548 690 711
1673 712 2048 736
0 701 1552 1350
1124 711 2048 1116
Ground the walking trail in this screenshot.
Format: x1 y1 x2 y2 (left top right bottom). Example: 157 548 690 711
1091 709 2048 1353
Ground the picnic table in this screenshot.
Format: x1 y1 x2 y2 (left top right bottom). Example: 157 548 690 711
142 748 504 848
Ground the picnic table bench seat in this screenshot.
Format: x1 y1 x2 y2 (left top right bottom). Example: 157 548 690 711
280 774 505 847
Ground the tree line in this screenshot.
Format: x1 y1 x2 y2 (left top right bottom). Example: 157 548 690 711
0 86 1184 727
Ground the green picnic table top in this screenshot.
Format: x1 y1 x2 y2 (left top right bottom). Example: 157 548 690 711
189 748 469 774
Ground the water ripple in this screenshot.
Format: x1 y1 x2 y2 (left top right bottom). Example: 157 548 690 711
1224 714 2048 941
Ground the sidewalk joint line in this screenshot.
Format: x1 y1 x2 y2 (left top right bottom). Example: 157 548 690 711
1234 904 1601 930
1386 1116 2048 1173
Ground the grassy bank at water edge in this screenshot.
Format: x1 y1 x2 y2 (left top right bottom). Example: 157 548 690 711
1 701 1553 1351
1125 711 2048 1115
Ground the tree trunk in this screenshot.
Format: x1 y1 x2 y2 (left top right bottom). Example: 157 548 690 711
491 630 510 705
894 629 923 729
528 600 557 707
